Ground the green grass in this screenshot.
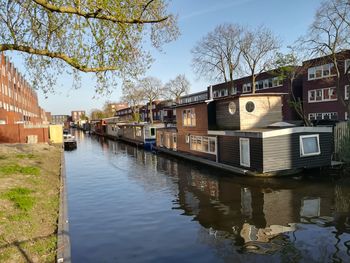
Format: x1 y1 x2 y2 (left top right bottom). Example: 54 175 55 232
3 187 35 212
15 154 37 159
0 164 40 176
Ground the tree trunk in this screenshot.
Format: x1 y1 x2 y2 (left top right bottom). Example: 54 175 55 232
149 101 153 124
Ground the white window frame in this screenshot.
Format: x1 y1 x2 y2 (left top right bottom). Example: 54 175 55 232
345 112 348 121
308 87 337 103
300 134 321 157
239 138 250 167
308 64 335 80
345 85 349 100
190 135 216 155
242 83 251 93
345 59 350 74
182 108 196 127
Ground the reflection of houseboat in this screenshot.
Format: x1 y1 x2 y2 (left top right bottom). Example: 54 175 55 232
156 92 333 176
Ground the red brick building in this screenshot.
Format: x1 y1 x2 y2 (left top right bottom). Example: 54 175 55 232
302 50 350 122
0 53 46 125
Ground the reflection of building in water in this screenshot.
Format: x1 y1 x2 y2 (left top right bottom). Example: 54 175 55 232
189 169 219 199
240 223 296 243
241 188 252 219
263 190 295 226
300 197 321 219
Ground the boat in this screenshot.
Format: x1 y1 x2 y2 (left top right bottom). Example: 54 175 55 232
63 132 77 150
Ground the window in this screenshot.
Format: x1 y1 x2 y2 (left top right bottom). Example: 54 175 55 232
231 86 237 95
186 135 190 144
308 87 337 102
272 77 283 87
300 135 321 157
308 112 338 120
346 112 348 121
345 59 350 74
242 83 251 93
135 127 142 137
182 108 196 127
150 128 155 136
190 135 216 154
239 138 250 167
308 64 334 80
345 85 349 100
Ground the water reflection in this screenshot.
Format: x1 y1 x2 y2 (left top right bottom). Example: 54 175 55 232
68 131 350 262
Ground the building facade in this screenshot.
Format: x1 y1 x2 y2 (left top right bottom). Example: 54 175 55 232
0 53 45 125
302 50 350 122
71 110 86 122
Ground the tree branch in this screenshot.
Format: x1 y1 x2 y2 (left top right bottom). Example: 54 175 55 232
0 44 118 72
31 0 169 24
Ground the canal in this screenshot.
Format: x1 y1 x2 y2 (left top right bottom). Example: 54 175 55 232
65 131 350 263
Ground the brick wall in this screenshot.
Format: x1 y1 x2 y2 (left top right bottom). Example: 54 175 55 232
0 124 49 143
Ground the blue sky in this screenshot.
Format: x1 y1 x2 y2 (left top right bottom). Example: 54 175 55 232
7 0 322 115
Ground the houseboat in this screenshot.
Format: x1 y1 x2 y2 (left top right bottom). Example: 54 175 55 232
107 121 165 150
156 93 333 176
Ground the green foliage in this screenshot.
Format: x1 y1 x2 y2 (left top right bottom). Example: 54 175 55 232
16 154 37 159
3 187 35 212
0 164 40 176
0 0 179 94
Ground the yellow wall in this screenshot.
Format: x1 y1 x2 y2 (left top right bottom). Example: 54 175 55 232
49 125 63 143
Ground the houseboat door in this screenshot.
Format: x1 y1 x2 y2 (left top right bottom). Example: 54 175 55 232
239 138 250 167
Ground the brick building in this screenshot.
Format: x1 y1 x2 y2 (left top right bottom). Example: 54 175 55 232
303 50 350 122
0 53 46 125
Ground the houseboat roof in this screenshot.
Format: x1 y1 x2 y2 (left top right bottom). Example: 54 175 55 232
208 126 332 138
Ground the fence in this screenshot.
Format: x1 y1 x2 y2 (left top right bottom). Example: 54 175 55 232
334 121 350 160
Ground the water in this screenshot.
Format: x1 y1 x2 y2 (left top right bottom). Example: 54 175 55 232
65 131 350 263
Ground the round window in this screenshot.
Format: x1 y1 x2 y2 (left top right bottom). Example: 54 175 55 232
245 101 255 112
228 101 236 115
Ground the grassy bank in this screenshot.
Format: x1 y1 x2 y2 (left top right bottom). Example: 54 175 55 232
0 144 61 263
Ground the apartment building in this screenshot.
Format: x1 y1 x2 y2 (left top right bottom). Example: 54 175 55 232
303 50 350 122
0 53 45 125
71 110 86 122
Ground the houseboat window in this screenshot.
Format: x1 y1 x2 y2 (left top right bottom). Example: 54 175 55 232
345 85 349 100
186 135 190 144
183 108 196 127
135 127 142 137
190 135 216 154
245 101 255 113
228 102 237 115
345 59 350 74
160 134 164 146
173 134 177 143
239 138 250 167
346 112 348 120
300 134 321 157
150 128 155 136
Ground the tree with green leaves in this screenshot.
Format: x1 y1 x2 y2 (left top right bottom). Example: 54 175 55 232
0 0 178 94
